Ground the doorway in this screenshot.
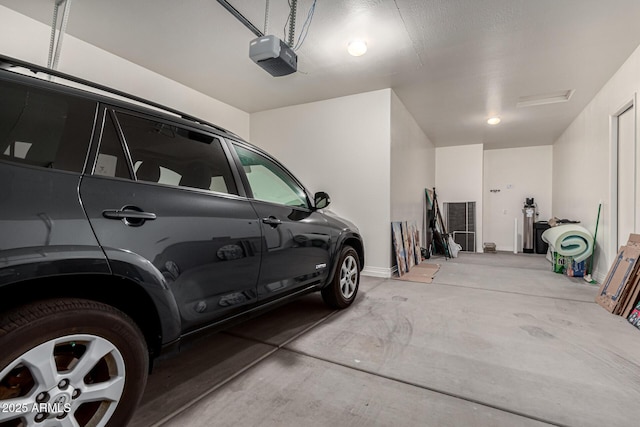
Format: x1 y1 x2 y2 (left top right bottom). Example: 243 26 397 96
612 97 637 251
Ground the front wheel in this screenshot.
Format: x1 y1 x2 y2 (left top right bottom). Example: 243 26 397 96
322 246 360 309
0 298 148 427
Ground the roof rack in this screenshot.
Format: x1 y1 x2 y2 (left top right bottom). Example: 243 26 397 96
0 53 238 138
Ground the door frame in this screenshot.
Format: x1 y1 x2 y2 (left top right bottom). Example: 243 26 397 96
609 94 637 258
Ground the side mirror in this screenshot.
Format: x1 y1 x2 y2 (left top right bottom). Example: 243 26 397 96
314 192 331 209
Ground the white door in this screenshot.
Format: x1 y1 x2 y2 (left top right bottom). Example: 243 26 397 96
617 105 636 248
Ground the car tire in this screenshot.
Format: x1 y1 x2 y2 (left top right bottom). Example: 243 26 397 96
322 246 360 309
0 298 148 427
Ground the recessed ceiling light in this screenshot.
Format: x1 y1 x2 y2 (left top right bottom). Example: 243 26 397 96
487 117 501 125
348 40 367 57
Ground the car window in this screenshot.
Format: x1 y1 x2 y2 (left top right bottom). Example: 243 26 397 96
0 80 96 172
96 110 238 195
234 144 308 208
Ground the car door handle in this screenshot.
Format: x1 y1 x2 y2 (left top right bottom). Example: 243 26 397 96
262 216 282 227
102 207 157 221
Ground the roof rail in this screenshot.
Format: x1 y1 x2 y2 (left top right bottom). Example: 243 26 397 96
0 53 238 138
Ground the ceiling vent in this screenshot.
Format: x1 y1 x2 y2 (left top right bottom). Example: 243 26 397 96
517 90 575 108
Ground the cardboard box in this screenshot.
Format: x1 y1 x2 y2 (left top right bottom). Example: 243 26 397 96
616 234 640 316
620 268 640 317
628 233 640 248
596 245 640 313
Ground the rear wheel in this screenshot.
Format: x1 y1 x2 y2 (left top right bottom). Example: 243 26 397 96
0 298 148 427
322 246 360 309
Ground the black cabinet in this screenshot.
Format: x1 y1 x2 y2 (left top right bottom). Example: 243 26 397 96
534 221 551 254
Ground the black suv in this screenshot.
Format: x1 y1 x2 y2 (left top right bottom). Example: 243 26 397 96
0 55 363 426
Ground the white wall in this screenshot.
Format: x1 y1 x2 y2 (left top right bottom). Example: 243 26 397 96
0 6 250 138
553 43 640 282
435 144 484 252
390 90 436 250
483 146 553 252
250 90 392 277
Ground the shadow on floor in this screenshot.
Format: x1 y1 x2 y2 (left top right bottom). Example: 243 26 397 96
130 294 336 426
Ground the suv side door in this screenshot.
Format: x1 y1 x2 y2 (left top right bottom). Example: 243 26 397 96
0 76 108 278
80 108 262 333
230 143 332 302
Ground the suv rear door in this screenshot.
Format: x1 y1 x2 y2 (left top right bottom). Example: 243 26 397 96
0 76 108 278
80 107 262 332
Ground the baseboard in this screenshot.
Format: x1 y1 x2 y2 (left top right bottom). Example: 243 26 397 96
362 266 392 278
593 269 607 284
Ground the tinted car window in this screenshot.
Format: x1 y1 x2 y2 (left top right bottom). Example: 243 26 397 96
0 80 96 172
105 111 238 195
234 144 308 208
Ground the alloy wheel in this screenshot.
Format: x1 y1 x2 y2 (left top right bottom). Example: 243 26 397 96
340 255 358 299
0 334 126 427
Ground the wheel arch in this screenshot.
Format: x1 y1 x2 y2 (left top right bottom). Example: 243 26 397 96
0 274 167 358
343 236 365 271
323 233 365 291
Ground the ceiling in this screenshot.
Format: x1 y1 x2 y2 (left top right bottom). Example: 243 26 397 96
2 0 640 149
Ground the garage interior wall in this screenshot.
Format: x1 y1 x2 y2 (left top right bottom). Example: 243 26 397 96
553 42 640 283
249 90 393 277
390 90 436 260
251 90 436 278
483 146 553 252
435 144 484 252
0 5 250 139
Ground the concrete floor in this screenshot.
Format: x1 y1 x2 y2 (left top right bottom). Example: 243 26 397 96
130 252 640 427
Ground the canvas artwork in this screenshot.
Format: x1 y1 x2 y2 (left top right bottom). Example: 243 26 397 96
425 188 434 210
411 221 421 264
407 221 420 265
391 222 407 276
402 221 415 270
